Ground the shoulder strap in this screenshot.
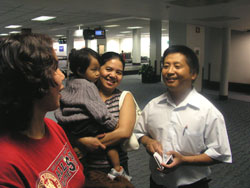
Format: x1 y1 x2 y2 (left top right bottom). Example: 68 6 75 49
119 91 141 114
119 91 129 110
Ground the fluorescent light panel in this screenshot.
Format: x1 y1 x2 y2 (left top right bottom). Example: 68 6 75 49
127 26 143 29
9 31 21 34
32 16 56 21
104 24 120 28
120 31 131 34
5 25 22 29
0 33 8 36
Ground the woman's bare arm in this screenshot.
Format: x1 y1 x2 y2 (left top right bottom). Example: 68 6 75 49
99 92 136 146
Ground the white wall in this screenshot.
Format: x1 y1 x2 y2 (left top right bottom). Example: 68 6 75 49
74 39 85 49
204 28 250 85
141 37 150 57
204 27 223 81
169 21 187 46
54 39 99 56
230 30 250 84
107 36 168 58
107 39 120 53
162 36 169 55
54 35 169 59
186 24 205 92
120 38 132 53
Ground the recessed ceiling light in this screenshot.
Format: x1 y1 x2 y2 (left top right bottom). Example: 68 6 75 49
0 33 8 36
5 25 22 29
104 25 120 28
32 16 56 21
120 31 131 34
9 31 21 34
116 34 125 37
55 35 64 37
127 26 143 29
162 29 166 31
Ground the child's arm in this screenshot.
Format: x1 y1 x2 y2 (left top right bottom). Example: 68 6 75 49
79 80 118 130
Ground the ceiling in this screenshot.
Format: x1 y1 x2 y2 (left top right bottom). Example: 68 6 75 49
1 0 250 40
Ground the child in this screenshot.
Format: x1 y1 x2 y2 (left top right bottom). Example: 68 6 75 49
55 48 131 180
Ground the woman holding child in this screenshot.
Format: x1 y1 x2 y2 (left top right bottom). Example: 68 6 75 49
55 50 136 182
82 52 136 176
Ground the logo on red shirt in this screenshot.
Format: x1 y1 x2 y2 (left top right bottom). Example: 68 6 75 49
36 144 79 188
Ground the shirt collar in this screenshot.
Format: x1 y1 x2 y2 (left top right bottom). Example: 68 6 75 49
158 88 200 109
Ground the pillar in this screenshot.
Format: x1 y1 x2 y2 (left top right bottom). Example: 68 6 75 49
66 30 74 78
169 21 187 46
97 38 107 55
219 28 231 100
150 19 161 76
132 29 141 64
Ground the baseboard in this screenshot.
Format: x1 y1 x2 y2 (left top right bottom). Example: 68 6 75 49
203 80 250 94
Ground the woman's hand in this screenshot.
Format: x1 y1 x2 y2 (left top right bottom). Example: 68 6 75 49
77 137 106 152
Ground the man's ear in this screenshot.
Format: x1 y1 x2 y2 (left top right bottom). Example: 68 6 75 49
191 72 198 81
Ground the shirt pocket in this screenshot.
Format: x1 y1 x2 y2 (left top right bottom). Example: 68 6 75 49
180 126 205 155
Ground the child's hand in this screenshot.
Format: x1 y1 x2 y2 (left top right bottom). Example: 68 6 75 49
74 147 84 160
78 137 106 151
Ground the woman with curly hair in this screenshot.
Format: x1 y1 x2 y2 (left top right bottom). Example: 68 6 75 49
0 33 85 187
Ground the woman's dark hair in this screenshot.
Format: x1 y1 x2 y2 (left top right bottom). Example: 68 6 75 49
163 45 199 76
0 33 58 132
100 52 125 70
69 47 101 77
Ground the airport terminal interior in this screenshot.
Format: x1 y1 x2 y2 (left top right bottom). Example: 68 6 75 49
1 0 250 187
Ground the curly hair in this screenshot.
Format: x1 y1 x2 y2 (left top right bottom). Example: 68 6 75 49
0 33 58 132
69 47 101 77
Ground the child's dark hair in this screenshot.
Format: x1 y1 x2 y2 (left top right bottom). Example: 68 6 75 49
163 45 199 76
69 48 101 77
100 52 125 70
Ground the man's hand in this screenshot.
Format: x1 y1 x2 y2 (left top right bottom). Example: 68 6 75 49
140 136 163 155
157 151 182 174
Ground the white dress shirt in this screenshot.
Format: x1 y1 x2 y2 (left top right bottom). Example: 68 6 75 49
134 88 232 188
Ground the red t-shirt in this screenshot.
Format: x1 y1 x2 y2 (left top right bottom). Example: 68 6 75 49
0 118 85 188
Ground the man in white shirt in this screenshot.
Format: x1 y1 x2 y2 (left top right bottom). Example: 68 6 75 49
134 45 232 188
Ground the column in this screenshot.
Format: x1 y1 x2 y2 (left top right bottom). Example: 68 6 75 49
85 40 92 48
169 21 187 46
66 30 74 78
132 29 141 64
97 38 107 55
219 28 231 100
150 19 161 77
